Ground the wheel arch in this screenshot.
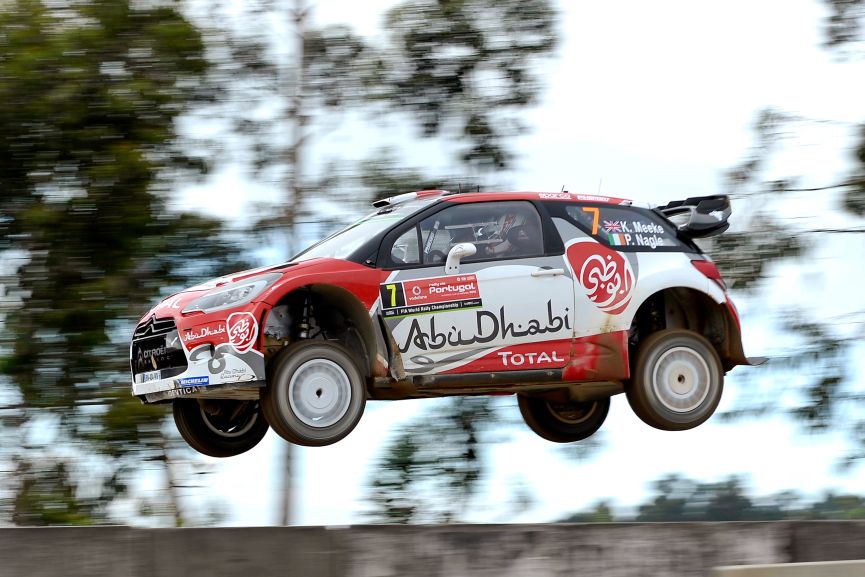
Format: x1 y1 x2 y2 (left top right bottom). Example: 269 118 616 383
263 283 386 381
627 286 747 371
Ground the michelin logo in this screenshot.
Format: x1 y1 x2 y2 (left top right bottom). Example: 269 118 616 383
178 376 210 387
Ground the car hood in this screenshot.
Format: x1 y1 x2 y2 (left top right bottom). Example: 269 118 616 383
138 259 338 323
183 262 297 292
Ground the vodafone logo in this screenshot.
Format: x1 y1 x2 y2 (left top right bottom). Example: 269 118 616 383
227 312 258 353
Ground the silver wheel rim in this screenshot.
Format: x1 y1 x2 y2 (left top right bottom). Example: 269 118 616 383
547 401 596 425
288 358 352 428
200 405 259 438
652 346 712 413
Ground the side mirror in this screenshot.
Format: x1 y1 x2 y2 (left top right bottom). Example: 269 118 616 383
445 243 476 274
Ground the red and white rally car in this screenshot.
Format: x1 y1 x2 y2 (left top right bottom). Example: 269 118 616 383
130 190 762 457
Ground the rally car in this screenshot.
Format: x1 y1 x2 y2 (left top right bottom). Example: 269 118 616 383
130 190 762 457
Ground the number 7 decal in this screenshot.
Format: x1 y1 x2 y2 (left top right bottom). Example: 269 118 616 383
582 206 600 235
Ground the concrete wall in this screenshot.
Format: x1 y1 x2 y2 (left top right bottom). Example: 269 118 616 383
1 522 864 577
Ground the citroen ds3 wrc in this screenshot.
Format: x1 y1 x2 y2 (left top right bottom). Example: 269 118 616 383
129 190 762 457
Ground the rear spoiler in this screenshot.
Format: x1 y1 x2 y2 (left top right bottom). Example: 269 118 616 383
654 194 731 238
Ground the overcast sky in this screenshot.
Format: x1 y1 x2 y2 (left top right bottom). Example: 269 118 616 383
170 0 865 526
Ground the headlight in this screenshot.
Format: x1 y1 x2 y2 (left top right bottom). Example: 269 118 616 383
182 273 282 314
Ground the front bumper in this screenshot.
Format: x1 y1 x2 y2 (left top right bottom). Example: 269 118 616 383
130 308 267 403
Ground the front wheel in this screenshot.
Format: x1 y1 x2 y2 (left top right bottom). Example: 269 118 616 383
173 399 269 458
261 340 366 446
626 329 723 431
518 395 610 443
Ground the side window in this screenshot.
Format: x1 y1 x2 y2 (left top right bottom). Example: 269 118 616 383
552 216 583 243
419 201 544 264
565 204 679 250
390 227 421 265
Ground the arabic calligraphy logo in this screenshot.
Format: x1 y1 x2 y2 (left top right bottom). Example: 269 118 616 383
227 312 258 353
567 241 635 315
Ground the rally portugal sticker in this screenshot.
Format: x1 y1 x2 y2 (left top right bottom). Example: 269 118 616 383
380 275 482 318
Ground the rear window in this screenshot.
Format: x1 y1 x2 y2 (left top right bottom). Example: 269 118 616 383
547 203 689 252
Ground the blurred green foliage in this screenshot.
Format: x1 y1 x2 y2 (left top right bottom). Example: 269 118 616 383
704 2 865 465
0 0 247 525
364 397 496 524
824 0 865 48
365 1 865 525
212 0 557 238
560 473 865 522
0 0 859 529
842 123 865 215
359 148 486 203
382 0 557 169
12 458 105 526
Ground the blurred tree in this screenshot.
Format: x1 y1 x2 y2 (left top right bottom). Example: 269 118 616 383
205 0 557 240
359 148 486 202
365 432 422 523
559 473 865 523
0 0 246 525
381 0 557 170
706 1 865 465
841 123 865 214
634 474 696 522
191 0 376 252
364 397 495 524
824 0 865 50
560 500 615 523
713 121 864 457
12 457 106 526
808 492 865 519
202 0 556 523
355 0 557 524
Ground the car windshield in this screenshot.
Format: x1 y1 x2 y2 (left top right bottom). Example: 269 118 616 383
291 198 435 262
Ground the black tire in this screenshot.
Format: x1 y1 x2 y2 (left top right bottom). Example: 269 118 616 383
173 399 269 458
626 329 723 431
261 340 366 447
518 395 610 443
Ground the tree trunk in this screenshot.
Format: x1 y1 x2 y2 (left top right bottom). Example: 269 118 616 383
285 0 308 256
161 435 186 527
276 0 308 525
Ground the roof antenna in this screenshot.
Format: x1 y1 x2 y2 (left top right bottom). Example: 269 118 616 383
458 182 462 194
598 179 603 194
476 184 480 192
561 184 566 192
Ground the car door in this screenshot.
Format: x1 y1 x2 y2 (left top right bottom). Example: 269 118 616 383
551 201 680 336
378 200 576 375
542 200 684 383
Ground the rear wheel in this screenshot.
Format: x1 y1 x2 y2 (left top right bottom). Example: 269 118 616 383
627 329 723 431
173 399 269 458
518 395 610 443
262 340 366 446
